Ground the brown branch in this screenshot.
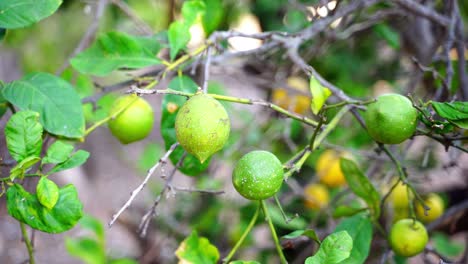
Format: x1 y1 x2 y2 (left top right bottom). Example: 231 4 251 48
393 0 451 27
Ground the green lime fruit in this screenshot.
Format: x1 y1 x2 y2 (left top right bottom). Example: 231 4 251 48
364 94 418 144
389 218 428 257
175 94 230 163
232 150 284 200
108 95 154 144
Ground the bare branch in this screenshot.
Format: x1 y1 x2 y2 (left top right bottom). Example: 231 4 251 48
111 0 153 35
168 185 225 195
393 0 451 27
108 142 179 227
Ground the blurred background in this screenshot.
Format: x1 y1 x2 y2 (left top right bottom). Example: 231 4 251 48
0 0 467 263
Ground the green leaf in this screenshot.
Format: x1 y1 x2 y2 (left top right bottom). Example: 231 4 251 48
160 76 209 176
2 73 85 138
334 214 373 264
432 232 465 258
36 177 60 210
42 140 75 164
282 229 321 244
0 87 7 118
48 150 90 175
202 0 224 35
309 76 331 115
0 0 62 29
340 158 381 219
7 183 83 233
175 230 220 264
305 231 353 264
70 31 162 76
65 237 105 264
0 28 6 41
333 205 367 218
5 111 43 162
373 23 400 49
268 203 308 230
168 21 191 61
432 101 468 129
9 156 41 180
182 0 206 26
78 215 105 243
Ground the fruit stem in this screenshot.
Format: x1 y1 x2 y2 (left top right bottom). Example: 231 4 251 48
261 200 288 264
83 96 139 138
20 222 35 264
222 203 260 263
323 98 376 110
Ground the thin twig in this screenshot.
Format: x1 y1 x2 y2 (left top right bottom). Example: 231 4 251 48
393 0 451 27
168 185 225 195
108 142 179 227
111 0 153 34
20 222 35 264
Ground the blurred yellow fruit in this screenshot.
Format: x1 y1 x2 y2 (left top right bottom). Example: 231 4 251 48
304 183 330 209
389 181 413 209
316 150 352 187
415 193 444 223
272 76 311 115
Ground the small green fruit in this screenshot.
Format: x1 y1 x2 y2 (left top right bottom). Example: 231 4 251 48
232 150 284 200
108 95 154 144
389 218 428 257
175 94 230 163
364 94 418 144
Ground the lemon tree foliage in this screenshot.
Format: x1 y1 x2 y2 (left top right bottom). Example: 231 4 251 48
175 231 220 264
71 31 163 76
334 214 373 264
0 0 62 29
5 111 43 162
2 73 85 138
305 231 353 264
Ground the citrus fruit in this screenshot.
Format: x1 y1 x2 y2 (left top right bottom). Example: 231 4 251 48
304 183 329 209
389 181 413 209
108 94 154 144
175 94 230 163
389 218 428 257
272 76 311 114
316 150 351 187
415 193 444 223
232 150 284 200
364 93 418 144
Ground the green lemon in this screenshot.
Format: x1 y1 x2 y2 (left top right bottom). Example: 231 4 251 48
364 94 418 144
232 150 284 200
108 95 154 144
389 218 428 257
175 94 230 163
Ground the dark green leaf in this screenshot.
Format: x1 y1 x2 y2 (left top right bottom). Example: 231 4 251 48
0 28 6 41
37 177 60 210
9 156 41 180
7 184 83 233
48 150 90 175
70 31 162 76
2 73 85 138
0 0 61 29
5 111 43 162
168 21 190 60
65 237 105 264
42 140 75 164
334 214 373 264
305 231 353 264
160 76 209 176
340 158 381 219
373 23 400 49
175 230 220 264
282 229 321 244
432 101 468 129
0 87 7 118
182 0 206 26
432 232 465 258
